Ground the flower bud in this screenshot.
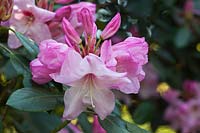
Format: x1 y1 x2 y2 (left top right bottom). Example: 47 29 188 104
101 13 121 40
92 115 106 133
0 0 13 22
62 17 82 45
78 8 94 36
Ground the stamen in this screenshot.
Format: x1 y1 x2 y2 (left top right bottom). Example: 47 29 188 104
88 75 95 108
90 92 95 108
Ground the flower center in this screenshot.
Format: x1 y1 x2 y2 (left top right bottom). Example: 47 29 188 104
22 11 35 25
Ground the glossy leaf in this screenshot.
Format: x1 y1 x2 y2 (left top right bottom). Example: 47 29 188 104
100 115 149 133
133 101 156 124
15 32 39 60
6 87 63 111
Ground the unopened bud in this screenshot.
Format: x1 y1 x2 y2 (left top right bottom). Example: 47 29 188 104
0 0 13 22
101 13 121 40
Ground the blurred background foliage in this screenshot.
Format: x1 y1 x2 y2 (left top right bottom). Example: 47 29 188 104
0 0 200 133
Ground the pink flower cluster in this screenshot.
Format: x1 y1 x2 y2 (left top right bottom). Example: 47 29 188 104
30 7 148 120
163 80 200 133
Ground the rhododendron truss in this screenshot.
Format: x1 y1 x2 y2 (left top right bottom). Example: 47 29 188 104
30 8 148 120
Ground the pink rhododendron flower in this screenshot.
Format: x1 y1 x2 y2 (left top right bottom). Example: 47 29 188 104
50 49 131 120
30 39 68 84
101 37 148 94
31 9 148 120
7 0 55 49
163 81 200 133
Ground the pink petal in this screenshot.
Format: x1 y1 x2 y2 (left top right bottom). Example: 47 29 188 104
38 39 68 70
63 87 86 120
8 32 22 49
27 22 52 44
55 6 71 21
30 58 53 84
93 87 115 120
14 0 35 9
113 37 148 65
100 40 117 70
29 5 55 22
50 49 83 85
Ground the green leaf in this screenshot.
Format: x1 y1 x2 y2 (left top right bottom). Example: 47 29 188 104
133 101 156 124
127 0 153 18
126 123 149 133
100 116 150 133
100 116 129 133
97 9 112 22
14 112 62 133
174 27 191 48
6 88 63 111
78 113 92 133
10 55 32 87
0 43 32 87
15 32 39 60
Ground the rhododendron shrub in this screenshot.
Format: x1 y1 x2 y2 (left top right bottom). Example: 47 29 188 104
1 0 200 133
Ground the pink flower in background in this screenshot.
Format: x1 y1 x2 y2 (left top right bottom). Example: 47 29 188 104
184 0 200 16
163 81 200 133
31 9 149 120
183 80 200 98
7 0 55 49
139 64 159 99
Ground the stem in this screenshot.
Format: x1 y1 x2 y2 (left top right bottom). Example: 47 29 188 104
51 120 70 133
80 43 86 56
2 106 8 121
94 38 102 52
